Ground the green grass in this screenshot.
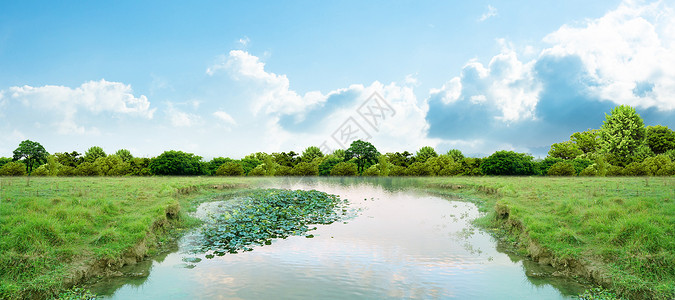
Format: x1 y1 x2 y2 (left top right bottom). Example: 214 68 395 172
1 176 673 299
421 177 675 300
0 176 255 299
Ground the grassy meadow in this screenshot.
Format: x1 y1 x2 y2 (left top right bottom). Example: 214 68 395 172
423 177 675 299
0 176 255 299
0 176 673 299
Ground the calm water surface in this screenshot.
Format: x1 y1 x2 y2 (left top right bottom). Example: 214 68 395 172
89 179 588 299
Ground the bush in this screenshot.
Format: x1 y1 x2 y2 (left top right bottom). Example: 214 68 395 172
31 165 49 176
579 164 599 177
624 162 648 176
248 165 266 176
292 162 318 176
149 150 204 176
642 154 672 176
0 161 26 176
537 157 564 175
75 162 102 176
318 156 342 176
57 166 77 176
329 162 358 176
362 165 380 176
215 162 244 176
388 165 407 176
605 165 625 176
547 162 576 176
656 163 675 176
481 151 536 176
274 165 293 176
407 162 431 176
571 158 594 175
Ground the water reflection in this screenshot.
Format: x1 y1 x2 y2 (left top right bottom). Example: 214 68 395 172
88 178 588 299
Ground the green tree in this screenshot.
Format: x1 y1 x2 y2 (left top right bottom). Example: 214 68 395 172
0 161 27 176
206 157 233 175
274 165 293 176
215 162 244 176
548 141 583 160
54 151 83 167
329 161 358 176
13 140 49 174
599 105 646 166
345 140 379 174
414 146 438 163
115 149 133 162
446 149 465 162
239 158 262 175
642 154 674 176
0 157 13 169
318 155 342 176
537 157 564 175
481 151 536 176
95 155 131 176
300 146 324 163
149 150 204 175
407 162 432 176
385 151 414 167
83 146 106 163
425 155 454 176
248 165 266 176
571 129 600 154
292 162 319 176
547 162 575 176
645 125 675 155
75 162 102 176
272 151 299 167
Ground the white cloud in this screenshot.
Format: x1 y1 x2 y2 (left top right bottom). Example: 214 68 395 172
478 5 498 22
6 79 154 134
166 103 201 127
543 0 675 110
237 36 250 48
207 50 327 116
213 110 237 126
429 44 541 122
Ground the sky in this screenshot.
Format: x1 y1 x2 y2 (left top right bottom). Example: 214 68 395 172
1 0 674 159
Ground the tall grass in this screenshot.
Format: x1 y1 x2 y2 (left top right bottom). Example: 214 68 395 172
423 177 675 300
0 176 252 299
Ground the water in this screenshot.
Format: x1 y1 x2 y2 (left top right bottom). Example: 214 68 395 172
88 179 588 299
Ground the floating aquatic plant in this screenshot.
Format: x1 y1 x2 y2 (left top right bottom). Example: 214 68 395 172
201 189 351 256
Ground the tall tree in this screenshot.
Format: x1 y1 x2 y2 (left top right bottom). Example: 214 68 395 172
84 146 107 163
570 129 600 154
598 105 646 166
645 125 675 154
12 140 48 174
415 146 438 163
345 140 379 174
115 149 134 162
300 146 324 163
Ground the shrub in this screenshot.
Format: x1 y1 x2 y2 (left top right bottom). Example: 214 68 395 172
318 156 342 176
605 165 625 176
579 164 599 177
407 162 431 176
75 162 102 176
292 162 318 176
388 165 407 176
362 165 380 176
215 162 244 176
274 165 293 176
31 165 49 176
571 158 594 175
642 154 672 176
547 162 576 176
481 151 536 176
0 161 26 176
537 157 564 175
149 150 204 176
329 162 358 176
248 165 266 176
57 166 77 176
624 162 648 176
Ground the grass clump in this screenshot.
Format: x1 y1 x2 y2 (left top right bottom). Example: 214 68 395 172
423 177 675 300
201 189 350 256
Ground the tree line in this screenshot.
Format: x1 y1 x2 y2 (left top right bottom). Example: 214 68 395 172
1 105 674 177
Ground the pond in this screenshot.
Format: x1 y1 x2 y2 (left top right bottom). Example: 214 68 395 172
88 178 589 299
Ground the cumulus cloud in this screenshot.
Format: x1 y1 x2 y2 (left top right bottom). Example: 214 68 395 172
166 103 201 127
543 1 675 111
5 79 154 134
427 0 675 156
213 110 237 126
478 5 498 22
207 50 327 116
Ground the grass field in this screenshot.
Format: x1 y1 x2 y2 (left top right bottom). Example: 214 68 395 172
0 176 673 299
0 176 255 299
422 177 675 300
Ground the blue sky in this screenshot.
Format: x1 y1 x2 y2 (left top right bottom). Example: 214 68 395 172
1 0 674 158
